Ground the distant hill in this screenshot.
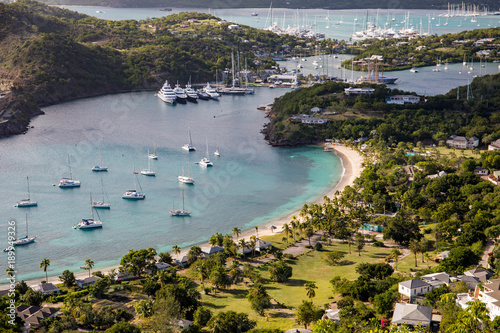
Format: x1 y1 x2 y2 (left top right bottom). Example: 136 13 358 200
0 0 304 137
37 0 500 10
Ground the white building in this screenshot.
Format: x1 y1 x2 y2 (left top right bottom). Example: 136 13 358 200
386 95 421 105
446 134 479 149
477 278 500 320
398 279 432 300
474 167 489 176
488 138 500 151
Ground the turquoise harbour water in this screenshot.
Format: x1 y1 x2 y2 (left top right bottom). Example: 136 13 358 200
61 6 500 41
0 87 343 282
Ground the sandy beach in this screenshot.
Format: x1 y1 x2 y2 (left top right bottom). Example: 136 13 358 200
3 145 363 290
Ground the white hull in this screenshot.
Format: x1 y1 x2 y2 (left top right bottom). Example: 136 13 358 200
59 179 81 187
92 166 108 171
170 210 191 216
122 190 145 200
78 219 103 229
141 170 156 176
92 201 111 209
182 144 196 151
15 200 38 207
178 176 195 184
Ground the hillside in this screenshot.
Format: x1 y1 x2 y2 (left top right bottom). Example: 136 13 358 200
0 0 305 137
263 73 500 146
37 0 500 10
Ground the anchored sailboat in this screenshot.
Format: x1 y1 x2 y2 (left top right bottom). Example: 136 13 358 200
59 155 81 187
77 193 103 229
123 169 146 199
182 127 196 151
15 176 38 207
4 213 36 251
92 176 111 208
148 144 158 159
178 165 195 184
199 140 213 167
92 149 108 171
170 190 191 216
141 150 156 176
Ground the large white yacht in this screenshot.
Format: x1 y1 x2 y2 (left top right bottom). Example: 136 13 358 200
178 166 195 184
184 83 199 102
173 83 188 104
157 80 177 104
202 83 220 100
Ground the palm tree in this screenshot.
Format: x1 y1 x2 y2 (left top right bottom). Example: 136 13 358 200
409 240 420 268
40 258 50 283
391 248 402 271
172 244 181 260
250 235 257 258
238 239 247 257
305 282 318 302
255 226 259 238
232 227 241 242
84 258 94 277
283 223 290 241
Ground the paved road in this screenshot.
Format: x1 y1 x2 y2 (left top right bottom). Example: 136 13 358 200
480 239 495 268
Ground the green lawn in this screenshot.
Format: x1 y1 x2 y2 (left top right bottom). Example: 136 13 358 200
432 146 482 159
200 242 392 330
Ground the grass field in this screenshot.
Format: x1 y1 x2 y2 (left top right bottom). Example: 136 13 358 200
200 241 393 330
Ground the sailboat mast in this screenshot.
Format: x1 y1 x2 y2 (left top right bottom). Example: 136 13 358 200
101 177 105 202
231 52 235 88
90 193 94 219
68 155 73 180
25 213 28 236
26 176 30 200
182 190 185 211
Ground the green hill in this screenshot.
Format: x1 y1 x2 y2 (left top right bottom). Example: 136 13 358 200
0 0 304 137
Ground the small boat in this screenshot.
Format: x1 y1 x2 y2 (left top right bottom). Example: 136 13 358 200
170 190 191 216
92 149 108 171
214 136 221 156
199 140 213 167
148 144 158 159
4 213 36 251
92 176 111 209
182 127 196 151
203 83 220 100
59 155 81 188
141 150 156 176
409 67 418 73
251 12 258 16
77 193 103 229
122 171 145 199
15 176 37 207
178 165 195 184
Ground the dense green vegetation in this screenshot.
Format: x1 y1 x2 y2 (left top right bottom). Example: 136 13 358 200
0 0 308 136
36 0 500 10
265 73 500 146
344 27 500 71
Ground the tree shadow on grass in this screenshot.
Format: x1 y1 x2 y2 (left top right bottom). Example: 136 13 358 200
369 253 390 259
224 288 248 299
202 302 227 310
268 310 293 319
338 260 355 266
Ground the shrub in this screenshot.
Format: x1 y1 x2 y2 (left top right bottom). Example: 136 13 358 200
314 242 323 251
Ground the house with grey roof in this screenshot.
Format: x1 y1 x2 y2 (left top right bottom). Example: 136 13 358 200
446 134 479 149
457 275 481 290
76 276 101 288
488 138 500 151
392 303 432 327
237 238 272 255
39 283 60 295
15 305 58 327
465 268 494 282
398 279 432 301
174 255 189 267
421 272 460 289
201 246 225 258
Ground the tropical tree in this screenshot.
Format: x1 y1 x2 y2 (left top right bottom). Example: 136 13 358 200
355 233 365 256
59 270 76 288
172 244 181 259
232 227 241 242
296 300 321 329
283 223 290 241
391 248 402 271
255 226 259 238
246 283 271 316
40 258 50 283
250 235 257 258
84 258 95 277
305 281 318 302
238 239 247 257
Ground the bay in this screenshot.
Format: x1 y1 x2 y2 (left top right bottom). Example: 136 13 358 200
0 87 342 282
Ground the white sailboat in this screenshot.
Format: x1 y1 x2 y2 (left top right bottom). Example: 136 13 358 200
199 140 213 167
141 150 156 176
182 127 196 151
148 144 158 159
77 193 103 229
92 149 108 171
15 176 38 207
59 155 81 187
92 176 111 209
170 190 191 216
178 165 195 184
122 170 146 199
4 213 36 251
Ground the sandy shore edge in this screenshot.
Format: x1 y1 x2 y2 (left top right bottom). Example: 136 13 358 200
2 145 363 289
